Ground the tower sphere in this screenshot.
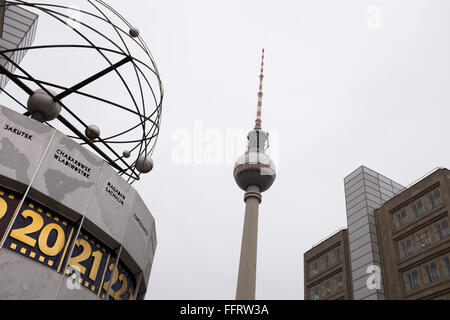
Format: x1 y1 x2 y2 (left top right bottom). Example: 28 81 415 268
136 156 154 173
234 128 276 193
27 89 62 122
85 125 101 140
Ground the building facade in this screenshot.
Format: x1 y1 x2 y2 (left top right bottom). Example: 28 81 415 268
304 229 353 300
304 166 450 300
375 168 450 300
0 2 39 90
344 166 404 300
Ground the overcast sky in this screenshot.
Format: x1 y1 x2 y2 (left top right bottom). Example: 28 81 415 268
4 0 450 300
135 0 450 300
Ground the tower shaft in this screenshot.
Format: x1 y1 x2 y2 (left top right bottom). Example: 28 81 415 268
236 185 262 300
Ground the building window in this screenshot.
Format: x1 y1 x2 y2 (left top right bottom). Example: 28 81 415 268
394 209 408 228
434 219 449 241
423 262 440 284
427 188 442 210
332 247 341 264
404 269 420 291
321 280 331 296
442 256 450 277
398 238 413 258
309 260 319 277
411 199 425 219
320 254 329 271
310 286 319 300
416 229 431 249
333 273 343 291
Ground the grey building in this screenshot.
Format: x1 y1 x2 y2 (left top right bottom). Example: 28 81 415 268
344 166 404 300
0 1 39 89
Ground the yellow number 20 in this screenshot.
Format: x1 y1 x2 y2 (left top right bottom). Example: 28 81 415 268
10 209 66 257
10 210 43 247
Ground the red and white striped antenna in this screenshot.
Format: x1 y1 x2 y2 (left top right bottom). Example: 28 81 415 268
255 48 264 129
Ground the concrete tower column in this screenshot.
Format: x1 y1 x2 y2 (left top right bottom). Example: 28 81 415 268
236 185 262 300
233 49 275 301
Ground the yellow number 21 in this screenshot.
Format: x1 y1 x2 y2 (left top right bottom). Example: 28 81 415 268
69 239 103 281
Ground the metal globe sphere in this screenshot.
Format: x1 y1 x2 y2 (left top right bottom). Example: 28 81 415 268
129 27 140 38
136 156 153 173
85 125 101 140
2 2 163 183
123 150 131 158
27 89 62 122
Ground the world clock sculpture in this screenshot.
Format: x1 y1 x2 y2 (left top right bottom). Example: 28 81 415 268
0 0 162 300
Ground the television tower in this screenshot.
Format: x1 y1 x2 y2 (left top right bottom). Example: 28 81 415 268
233 49 276 300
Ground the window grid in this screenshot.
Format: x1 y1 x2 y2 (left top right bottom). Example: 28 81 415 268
423 262 440 284
320 254 329 271
427 189 442 210
310 286 319 300
411 199 424 219
333 273 343 291
336 247 341 263
321 280 331 297
443 256 450 277
404 269 420 292
309 260 318 278
434 219 449 241
310 247 341 279
394 209 408 228
398 238 413 258
331 247 342 265
392 188 443 229
416 228 431 249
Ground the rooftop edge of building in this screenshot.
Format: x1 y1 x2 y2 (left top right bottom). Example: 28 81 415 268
374 167 448 212
304 228 348 261
344 165 405 190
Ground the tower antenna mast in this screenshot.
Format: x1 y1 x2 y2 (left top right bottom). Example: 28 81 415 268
255 48 264 130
